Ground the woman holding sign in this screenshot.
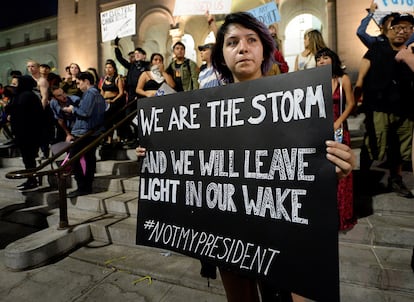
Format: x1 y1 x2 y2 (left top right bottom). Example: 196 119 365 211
136 11 356 302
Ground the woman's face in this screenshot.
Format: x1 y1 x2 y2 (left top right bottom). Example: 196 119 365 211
222 23 264 82
304 34 310 48
200 48 212 62
70 64 80 76
316 55 332 67
105 64 115 75
11 77 18 87
152 55 163 66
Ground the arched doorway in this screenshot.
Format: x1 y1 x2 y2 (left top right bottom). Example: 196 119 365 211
138 9 175 63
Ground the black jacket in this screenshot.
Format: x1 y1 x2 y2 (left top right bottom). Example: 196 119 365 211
6 75 45 145
115 47 150 101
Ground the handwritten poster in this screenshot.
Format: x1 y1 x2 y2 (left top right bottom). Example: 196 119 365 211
100 4 136 42
377 0 414 12
248 2 281 25
136 66 339 302
173 0 231 16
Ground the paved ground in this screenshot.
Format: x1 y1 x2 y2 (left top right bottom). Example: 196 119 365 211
0 239 227 302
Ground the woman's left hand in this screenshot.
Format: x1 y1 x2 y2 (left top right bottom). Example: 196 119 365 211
158 63 165 73
325 140 356 179
333 120 342 131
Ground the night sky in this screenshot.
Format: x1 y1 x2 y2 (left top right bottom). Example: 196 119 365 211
0 0 58 30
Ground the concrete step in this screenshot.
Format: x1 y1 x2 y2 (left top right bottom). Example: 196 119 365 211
89 173 137 192
66 191 138 216
2 204 50 229
339 242 414 301
0 157 25 169
89 216 136 246
373 192 414 216
340 214 414 249
0 158 138 179
121 176 140 192
0 174 139 212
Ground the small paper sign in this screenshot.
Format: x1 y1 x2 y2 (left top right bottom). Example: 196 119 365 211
100 4 136 42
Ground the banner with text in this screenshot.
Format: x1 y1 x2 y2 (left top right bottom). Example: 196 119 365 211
377 1 414 13
136 66 339 302
248 2 281 25
173 0 231 16
100 4 136 42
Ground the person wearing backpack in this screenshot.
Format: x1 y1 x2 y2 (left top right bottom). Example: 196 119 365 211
166 41 199 92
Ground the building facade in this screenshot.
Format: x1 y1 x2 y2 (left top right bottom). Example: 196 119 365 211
0 0 375 85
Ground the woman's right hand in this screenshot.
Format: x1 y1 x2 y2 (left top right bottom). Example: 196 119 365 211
136 146 146 158
369 0 377 13
145 90 157 97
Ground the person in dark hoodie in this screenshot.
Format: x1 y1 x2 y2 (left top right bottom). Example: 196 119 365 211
113 37 150 147
5 75 45 192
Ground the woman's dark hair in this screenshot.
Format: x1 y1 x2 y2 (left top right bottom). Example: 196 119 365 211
150 53 164 64
86 67 100 84
212 12 275 83
3 85 16 99
77 71 95 85
315 47 345 77
10 70 22 77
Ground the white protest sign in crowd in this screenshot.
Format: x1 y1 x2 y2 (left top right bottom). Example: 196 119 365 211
173 0 231 16
100 4 136 42
377 0 414 12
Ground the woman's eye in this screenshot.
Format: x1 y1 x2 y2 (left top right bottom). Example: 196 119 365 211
248 37 257 43
226 40 238 47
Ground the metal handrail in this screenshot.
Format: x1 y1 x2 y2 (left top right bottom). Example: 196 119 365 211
5 98 139 229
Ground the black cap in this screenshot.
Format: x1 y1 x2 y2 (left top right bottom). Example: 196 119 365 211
380 12 400 26
198 43 215 51
135 47 146 55
391 13 414 26
173 41 186 49
40 63 51 69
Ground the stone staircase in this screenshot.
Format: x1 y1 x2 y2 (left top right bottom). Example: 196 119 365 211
0 133 413 301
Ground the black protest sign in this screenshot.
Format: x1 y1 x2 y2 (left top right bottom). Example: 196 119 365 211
136 66 339 302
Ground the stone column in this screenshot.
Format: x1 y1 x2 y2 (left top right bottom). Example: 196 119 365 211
327 0 337 52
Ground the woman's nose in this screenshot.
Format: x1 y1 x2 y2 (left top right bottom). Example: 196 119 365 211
238 39 248 53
